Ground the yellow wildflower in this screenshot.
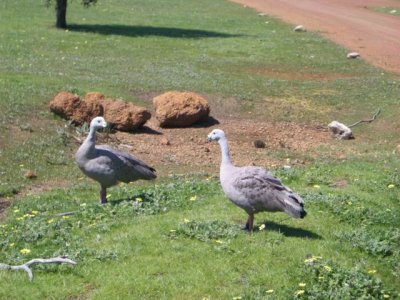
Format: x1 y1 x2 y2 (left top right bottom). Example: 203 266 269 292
318 276 324 280
294 290 305 296
266 289 274 294
13 209 20 213
62 216 70 220
47 219 54 224
259 224 266 231
189 196 197 201
20 248 31 255
16 217 24 221
368 269 377 274
106 194 111 199
232 297 242 300
298 283 306 288
215 240 224 244
383 294 390 299
388 184 395 189
135 197 143 203
202 297 209 300
313 185 320 189
31 210 39 215
9 243 15 247
183 218 190 223
324 265 332 272
169 229 176 232
80 203 87 207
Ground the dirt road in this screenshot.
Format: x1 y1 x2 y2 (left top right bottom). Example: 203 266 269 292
231 0 400 75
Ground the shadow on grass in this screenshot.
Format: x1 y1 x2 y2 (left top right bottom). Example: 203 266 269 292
261 220 322 239
68 24 241 39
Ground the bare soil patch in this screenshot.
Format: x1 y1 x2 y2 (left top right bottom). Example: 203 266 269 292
102 116 332 177
232 0 400 75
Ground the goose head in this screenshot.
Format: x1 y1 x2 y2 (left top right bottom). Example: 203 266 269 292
207 129 226 142
90 116 107 131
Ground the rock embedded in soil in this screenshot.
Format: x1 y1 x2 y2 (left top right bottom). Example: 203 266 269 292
347 52 360 59
153 91 210 127
254 140 266 148
294 25 306 32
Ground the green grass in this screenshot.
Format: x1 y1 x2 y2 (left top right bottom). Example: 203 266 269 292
369 6 400 16
1 0 400 299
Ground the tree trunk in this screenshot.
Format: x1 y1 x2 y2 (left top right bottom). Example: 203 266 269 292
55 0 67 29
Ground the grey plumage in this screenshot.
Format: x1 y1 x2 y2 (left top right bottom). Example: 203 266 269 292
208 129 306 232
76 117 156 204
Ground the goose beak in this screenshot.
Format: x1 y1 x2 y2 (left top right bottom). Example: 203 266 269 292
102 121 107 128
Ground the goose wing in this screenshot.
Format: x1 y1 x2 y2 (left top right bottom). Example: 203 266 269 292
96 145 156 182
231 166 304 215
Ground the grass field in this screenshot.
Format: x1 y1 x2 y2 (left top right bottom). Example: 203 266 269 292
1 0 400 299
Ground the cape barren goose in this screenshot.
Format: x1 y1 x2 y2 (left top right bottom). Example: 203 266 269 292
207 129 306 232
76 117 156 204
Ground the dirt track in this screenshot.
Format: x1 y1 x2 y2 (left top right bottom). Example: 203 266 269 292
231 0 400 75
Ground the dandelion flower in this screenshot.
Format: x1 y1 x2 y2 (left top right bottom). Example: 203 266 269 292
203 297 209 300
259 224 266 231
62 216 70 220
266 289 274 294
135 197 143 203
13 209 20 213
31 210 39 215
215 240 224 244
169 229 176 232
189 196 197 201
388 184 395 189
313 185 320 189
298 283 306 288
47 219 54 224
383 294 390 299
9 243 15 247
183 218 190 223
16 217 24 221
294 290 305 296
20 248 31 255
368 269 377 274
318 276 324 280
106 194 111 199
232 297 242 300
80 203 87 207
324 265 332 272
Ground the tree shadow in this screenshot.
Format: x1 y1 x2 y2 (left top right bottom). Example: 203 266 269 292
68 24 242 39
260 220 322 239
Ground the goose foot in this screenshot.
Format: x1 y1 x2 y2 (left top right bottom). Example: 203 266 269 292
245 214 254 233
100 188 107 204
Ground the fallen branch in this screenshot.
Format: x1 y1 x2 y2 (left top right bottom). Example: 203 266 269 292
348 108 381 128
328 108 381 140
0 257 77 281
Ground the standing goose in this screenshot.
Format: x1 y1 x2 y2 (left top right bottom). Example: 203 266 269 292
207 129 306 232
76 117 156 204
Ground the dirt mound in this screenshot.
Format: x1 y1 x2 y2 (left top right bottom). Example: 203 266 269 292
153 91 210 127
49 92 151 131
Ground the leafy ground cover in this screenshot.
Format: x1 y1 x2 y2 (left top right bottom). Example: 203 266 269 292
1 0 400 299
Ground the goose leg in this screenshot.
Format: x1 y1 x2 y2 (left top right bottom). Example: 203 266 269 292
100 187 107 204
245 214 254 232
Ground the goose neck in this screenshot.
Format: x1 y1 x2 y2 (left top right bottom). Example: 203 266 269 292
218 137 232 165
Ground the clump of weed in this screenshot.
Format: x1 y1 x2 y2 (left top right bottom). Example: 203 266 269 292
336 228 400 258
172 220 240 242
293 255 396 299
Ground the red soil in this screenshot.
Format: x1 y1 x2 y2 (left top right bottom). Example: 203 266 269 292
231 0 400 75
